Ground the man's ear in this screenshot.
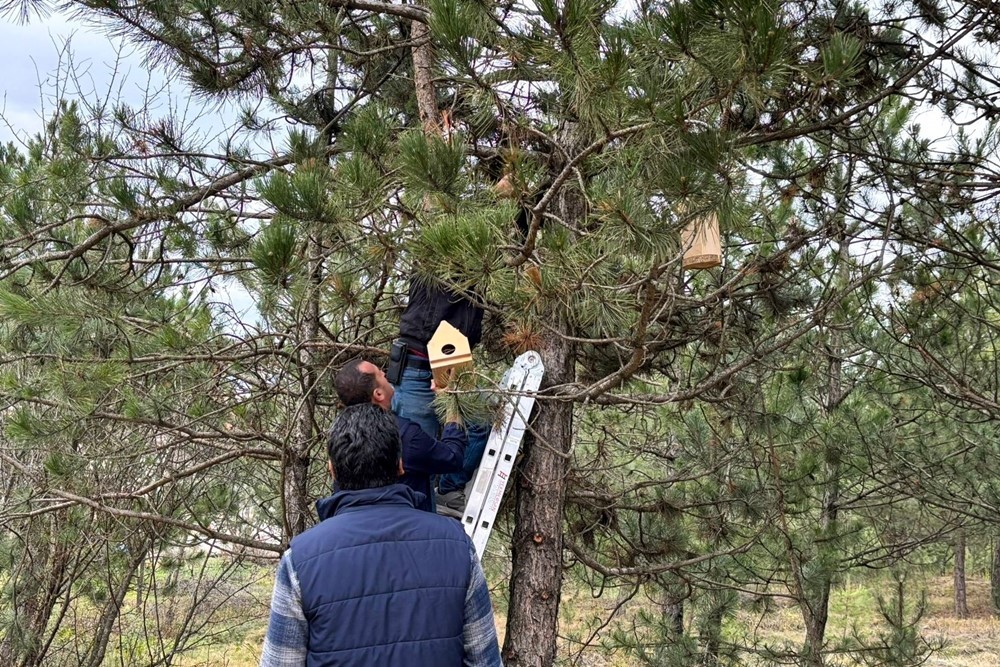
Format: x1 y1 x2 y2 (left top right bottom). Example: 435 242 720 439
397 458 405 477
328 460 335 480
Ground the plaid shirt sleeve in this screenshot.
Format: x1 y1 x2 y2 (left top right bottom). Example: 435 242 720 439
260 549 308 667
463 542 503 667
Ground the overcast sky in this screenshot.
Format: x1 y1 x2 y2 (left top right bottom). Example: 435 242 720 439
1 13 152 143
0 13 266 323
3 9 965 144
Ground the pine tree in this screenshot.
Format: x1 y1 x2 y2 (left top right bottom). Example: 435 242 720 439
0 100 280 665
4 0 1000 664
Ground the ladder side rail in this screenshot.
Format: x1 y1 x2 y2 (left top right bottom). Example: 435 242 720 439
465 354 544 557
461 363 530 535
469 389 539 556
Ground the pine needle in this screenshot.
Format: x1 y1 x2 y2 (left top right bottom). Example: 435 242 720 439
432 368 498 428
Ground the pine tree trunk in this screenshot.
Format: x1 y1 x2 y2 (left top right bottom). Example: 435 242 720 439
83 538 150 667
411 18 439 135
284 237 322 538
411 4 442 215
503 121 586 666
701 602 724 666
955 529 969 619
3 521 71 667
664 596 684 637
991 538 1000 617
283 448 312 538
503 328 574 667
799 238 850 667
801 472 839 667
801 609 827 667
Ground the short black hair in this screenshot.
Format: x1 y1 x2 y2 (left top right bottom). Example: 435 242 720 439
334 358 376 407
327 403 401 490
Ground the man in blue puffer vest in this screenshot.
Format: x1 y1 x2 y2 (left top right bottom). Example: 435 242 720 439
260 403 503 667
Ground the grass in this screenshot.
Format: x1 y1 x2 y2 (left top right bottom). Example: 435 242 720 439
761 574 1000 665
546 571 1000 666
136 563 1000 666
906 576 1000 667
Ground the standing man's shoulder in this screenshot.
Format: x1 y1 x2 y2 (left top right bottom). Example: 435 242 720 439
286 517 331 562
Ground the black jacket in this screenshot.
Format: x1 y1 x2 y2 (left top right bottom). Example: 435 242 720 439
398 280 484 353
332 415 467 513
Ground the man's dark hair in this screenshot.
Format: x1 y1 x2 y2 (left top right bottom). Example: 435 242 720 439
327 404 401 490
334 358 376 407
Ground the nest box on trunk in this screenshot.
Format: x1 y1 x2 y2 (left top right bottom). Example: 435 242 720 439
427 321 473 388
681 212 722 270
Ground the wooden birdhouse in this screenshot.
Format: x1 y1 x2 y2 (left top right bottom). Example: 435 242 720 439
427 321 473 388
680 212 722 270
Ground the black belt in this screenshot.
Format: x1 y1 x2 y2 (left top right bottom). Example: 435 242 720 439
405 355 431 370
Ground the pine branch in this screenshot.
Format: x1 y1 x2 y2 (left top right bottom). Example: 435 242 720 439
0 450 283 553
738 16 979 148
507 121 655 268
0 146 341 280
328 0 429 23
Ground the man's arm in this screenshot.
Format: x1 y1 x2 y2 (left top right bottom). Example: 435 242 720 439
399 418 467 475
260 550 308 667
463 542 503 667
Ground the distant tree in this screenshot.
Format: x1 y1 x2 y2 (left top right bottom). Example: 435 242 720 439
0 98 282 665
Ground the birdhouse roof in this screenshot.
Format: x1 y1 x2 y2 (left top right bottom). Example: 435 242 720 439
427 320 473 369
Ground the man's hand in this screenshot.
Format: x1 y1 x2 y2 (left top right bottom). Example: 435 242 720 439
432 380 464 427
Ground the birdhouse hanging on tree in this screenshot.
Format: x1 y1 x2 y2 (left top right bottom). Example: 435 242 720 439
681 211 722 270
427 321 474 388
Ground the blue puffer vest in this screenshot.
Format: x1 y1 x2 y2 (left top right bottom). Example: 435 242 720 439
290 484 471 666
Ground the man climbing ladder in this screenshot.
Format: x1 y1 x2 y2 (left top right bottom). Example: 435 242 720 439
387 278 490 516
389 278 545 554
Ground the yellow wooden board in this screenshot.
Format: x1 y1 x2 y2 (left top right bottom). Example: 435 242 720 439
681 212 722 270
427 320 473 388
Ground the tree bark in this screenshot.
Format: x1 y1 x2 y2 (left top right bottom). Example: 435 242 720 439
701 602 724 667
284 236 321 539
799 234 850 667
503 328 574 667
409 0 439 135
82 537 151 667
503 122 586 667
800 468 839 667
282 45 340 540
0 516 72 667
991 537 1000 616
411 19 440 135
664 596 684 637
955 528 969 619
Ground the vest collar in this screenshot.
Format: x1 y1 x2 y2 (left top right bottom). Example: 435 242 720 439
316 483 426 521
